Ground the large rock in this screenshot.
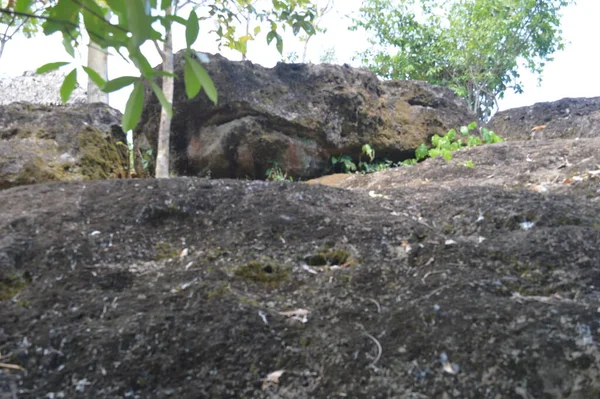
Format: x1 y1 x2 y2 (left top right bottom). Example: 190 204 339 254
488 96 600 140
0 102 129 189
0 70 87 105
1 137 600 397
135 53 476 179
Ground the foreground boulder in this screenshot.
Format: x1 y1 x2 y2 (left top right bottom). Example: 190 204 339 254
487 96 600 140
1 137 599 397
0 102 129 189
135 53 476 179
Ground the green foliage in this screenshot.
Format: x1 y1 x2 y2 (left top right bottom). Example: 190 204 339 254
331 154 357 173
6 0 316 132
265 161 293 181
352 0 573 119
0 0 51 59
411 122 504 163
205 0 316 57
332 143 394 174
139 148 154 173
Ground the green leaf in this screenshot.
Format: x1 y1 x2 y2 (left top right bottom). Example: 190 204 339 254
60 68 78 103
103 76 139 93
125 0 151 49
185 10 199 48
183 54 201 99
36 61 70 74
481 127 492 143
441 149 453 161
62 37 75 57
164 15 187 26
15 0 34 13
82 66 106 89
155 71 178 78
123 81 144 132
361 144 375 161
415 143 428 160
161 0 173 10
460 126 469 135
105 0 127 16
446 128 456 141
149 80 173 119
467 121 478 130
129 50 155 77
188 57 218 104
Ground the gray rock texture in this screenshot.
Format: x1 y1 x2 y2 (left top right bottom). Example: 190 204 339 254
135 53 476 179
487 96 600 140
0 70 87 105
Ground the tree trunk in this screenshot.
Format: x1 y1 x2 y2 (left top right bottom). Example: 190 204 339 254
155 3 174 178
86 11 110 103
301 36 311 63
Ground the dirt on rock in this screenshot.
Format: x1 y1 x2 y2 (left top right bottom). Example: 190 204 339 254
1 138 600 398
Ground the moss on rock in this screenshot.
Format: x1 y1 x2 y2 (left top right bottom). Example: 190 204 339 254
77 127 129 180
0 272 31 301
234 259 290 286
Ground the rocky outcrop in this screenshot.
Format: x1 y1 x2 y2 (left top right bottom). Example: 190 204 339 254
487 96 600 140
135 53 476 179
1 136 600 397
0 70 87 105
0 102 129 189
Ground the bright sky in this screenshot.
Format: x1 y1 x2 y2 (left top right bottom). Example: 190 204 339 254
0 0 598 114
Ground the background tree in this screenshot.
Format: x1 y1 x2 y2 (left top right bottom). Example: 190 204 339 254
0 0 50 60
299 0 333 63
352 0 573 119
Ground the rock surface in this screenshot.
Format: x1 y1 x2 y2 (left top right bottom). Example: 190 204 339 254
487 96 600 140
1 136 600 397
135 53 476 179
0 102 129 189
0 70 87 105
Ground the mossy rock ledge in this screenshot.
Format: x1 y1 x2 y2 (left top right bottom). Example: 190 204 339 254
0 102 129 190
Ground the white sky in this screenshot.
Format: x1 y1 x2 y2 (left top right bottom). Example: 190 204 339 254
0 0 598 114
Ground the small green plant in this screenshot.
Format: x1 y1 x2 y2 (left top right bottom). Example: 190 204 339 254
463 160 475 168
413 122 503 163
265 161 293 181
332 144 395 174
139 148 154 173
331 154 357 173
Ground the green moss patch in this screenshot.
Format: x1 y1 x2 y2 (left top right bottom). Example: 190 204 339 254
14 156 70 186
78 127 129 180
304 246 356 267
0 273 31 301
154 242 180 261
234 259 290 286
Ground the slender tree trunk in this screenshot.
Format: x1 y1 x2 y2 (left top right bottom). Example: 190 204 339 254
242 9 250 61
301 36 311 63
86 10 110 103
86 40 109 103
155 3 174 178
